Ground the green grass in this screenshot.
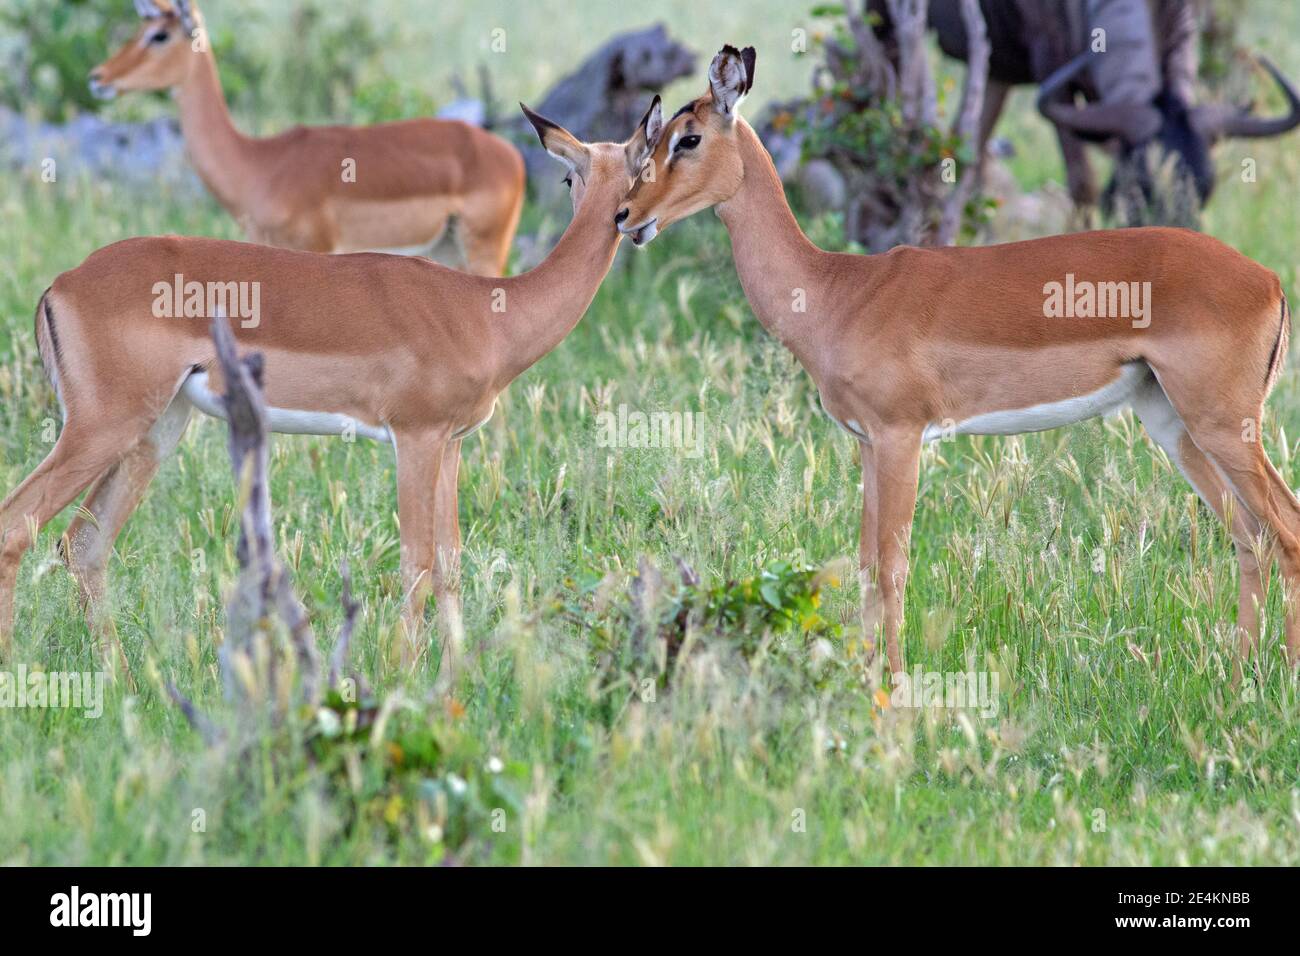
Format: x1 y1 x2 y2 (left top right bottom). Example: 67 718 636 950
2 2 1300 865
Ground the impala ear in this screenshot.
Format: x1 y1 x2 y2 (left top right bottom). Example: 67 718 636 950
172 0 199 35
624 95 664 174
708 44 755 121
520 102 591 179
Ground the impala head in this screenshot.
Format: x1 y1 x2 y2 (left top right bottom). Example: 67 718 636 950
89 0 203 100
616 45 756 246
520 96 664 216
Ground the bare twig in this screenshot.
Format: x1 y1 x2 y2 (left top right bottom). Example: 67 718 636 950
165 681 221 746
329 560 360 690
210 311 320 710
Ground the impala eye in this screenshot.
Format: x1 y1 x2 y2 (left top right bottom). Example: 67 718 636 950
674 135 701 152
562 174 573 188
149 30 170 44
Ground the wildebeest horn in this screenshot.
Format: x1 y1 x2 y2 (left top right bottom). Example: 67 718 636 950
134 0 164 18
1192 56 1300 140
1036 50 1162 145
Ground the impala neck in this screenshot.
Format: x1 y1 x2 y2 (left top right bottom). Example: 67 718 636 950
716 120 832 365
174 47 254 215
493 175 625 385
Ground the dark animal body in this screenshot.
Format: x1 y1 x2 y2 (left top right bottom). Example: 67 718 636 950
870 0 1300 210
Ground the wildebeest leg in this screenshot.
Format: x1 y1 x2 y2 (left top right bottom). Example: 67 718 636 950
975 79 1010 192
1056 127 1098 227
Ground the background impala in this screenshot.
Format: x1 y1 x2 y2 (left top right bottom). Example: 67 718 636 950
89 0 525 273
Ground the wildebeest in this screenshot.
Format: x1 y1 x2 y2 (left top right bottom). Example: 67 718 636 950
871 0 1300 212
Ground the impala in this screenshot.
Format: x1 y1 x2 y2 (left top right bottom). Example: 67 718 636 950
0 99 665 673
90 0 525 274
617 45 1296 675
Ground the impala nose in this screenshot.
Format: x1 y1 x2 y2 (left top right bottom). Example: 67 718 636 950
614 208 629 226
88 70 116 101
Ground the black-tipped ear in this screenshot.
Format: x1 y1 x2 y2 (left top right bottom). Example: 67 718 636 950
642 94 664 146
708 44 752 119
625 94 665 173
741 47 756 94
521 102 591 178
520 102 560 145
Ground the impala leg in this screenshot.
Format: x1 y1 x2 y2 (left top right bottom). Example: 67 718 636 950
0 427 130 665
871 430 923 676
1181 422 1300 665
393 428 448 671
858 440 882 664
460 186 523 277
1133 379 1268 678
63 397 192 636
432 439 464 689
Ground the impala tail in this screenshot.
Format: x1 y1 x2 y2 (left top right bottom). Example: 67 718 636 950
1267 294 1291 395
34 287 64 414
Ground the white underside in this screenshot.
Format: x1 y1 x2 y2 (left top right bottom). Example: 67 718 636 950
180 371 393 444
922 363 1149 442
824 362 1153 443
176 371 496 446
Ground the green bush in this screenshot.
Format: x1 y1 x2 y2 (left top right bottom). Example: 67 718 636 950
0 0 121 121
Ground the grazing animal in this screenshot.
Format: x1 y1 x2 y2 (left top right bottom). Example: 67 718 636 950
0 100 664 674
870 0 1300 212
90 0 525 273
617 45 1296 675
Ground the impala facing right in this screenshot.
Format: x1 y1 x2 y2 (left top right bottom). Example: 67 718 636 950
618 45 1296 677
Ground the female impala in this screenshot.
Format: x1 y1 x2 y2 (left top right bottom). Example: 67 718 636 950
617 45 1296 675
0 99 664 673
90 0 524 274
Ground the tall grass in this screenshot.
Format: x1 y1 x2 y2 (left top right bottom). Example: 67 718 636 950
0 2 1298 865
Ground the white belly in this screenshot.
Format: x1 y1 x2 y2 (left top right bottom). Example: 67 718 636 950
924 362 1149 442
181 371 392 444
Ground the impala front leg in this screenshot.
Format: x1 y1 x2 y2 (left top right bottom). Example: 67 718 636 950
432 439 464 690
858 439 882 665
393 428 448 670
868 429 923 676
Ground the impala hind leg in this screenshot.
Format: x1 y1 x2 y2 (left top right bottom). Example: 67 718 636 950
1170 407 1300 664
0 425 135 665
459 189 523 277
1132 376 1269 675
62 396 193 633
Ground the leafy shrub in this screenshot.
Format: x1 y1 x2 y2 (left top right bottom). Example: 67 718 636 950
0 0 120 121
309 685 526 860
565 555 849 710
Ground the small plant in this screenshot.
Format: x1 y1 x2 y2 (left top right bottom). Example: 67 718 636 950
565 555 849 710
309 686 525 859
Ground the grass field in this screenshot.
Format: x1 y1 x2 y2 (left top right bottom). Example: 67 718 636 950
1 1 1299 865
